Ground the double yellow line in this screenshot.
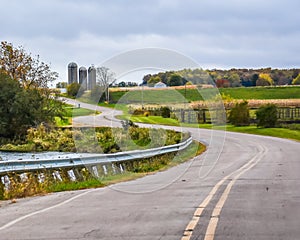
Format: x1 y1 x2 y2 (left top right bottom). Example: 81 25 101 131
182 144 268 240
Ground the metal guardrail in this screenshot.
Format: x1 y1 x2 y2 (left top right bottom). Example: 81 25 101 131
0 137 193 175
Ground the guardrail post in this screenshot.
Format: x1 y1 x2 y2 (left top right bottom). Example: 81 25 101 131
73 168 83 181
91 166 99 178
102 165 108 175
0 178 4 200
111 164 117 174
120 164 124 173
59 169 70 182
67 170 76 181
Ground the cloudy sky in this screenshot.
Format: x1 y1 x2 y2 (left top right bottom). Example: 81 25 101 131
1 0 300 84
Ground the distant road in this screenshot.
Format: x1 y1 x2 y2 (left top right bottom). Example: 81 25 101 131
0 99 299 240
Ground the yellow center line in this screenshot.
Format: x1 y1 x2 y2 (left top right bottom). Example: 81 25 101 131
181 145 267 240
203 147 267 240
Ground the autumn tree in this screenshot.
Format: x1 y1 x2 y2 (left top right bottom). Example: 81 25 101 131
228 73 241 87
0 41 58 89
147 76 161 87
292 73 300 85
256 73 274 86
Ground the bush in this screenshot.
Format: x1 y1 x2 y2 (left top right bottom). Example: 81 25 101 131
161 107 171 118
67 83 84 98
228 101 250 126
256 104 278 128
143 111 150 117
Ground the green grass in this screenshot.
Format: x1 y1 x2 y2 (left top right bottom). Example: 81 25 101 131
223 125 300 141
55 105 100 127
119 114 180 126
220 86 300 100
107 86 300 104
120 112 300 141
46 178 105 192
64 106 99 117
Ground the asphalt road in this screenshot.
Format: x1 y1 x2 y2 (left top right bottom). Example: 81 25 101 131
0 100 299 240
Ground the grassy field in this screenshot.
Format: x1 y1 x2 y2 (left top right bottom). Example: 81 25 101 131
55 106 99 127
219 86 300 100
108 86 300 103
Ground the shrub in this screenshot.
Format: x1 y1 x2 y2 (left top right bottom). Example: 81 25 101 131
228 101 250 126
143 111 150 117
161 107 171 118
256 104 278 128
67 83 84 98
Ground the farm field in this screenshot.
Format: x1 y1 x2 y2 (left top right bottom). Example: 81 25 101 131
108 86 300 103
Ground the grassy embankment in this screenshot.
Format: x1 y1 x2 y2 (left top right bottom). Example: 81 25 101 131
46 140 204 193
2 140 204 199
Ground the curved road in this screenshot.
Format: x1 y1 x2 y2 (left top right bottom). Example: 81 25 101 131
0 100 299 240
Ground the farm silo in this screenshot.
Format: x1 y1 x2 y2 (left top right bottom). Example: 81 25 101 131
88 65 96 90
79 66 87 90
68 62 78 84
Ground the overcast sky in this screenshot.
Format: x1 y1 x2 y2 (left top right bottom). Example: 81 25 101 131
1 0 300 84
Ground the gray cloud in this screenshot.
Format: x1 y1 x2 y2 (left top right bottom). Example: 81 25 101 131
1 0 300 83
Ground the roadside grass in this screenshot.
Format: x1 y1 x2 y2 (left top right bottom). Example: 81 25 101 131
55 105 100 127
223 125 300 141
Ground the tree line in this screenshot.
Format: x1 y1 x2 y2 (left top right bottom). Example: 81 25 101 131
0 41 63 140
142 68 300 87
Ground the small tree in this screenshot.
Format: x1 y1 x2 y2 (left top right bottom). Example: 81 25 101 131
256 73 274 86
292 73 300 85
167 74 183 86
161 107 171 118
256 104 278 128
67 82 83 98
96 67 115 103
147 76 161 87
228 101 250 126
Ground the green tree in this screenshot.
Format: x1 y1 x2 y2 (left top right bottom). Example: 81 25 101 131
167 74 183 86
0 72 61 138
228 101 250 126
67 82 84 98
161 107 171 118
292 73 300 85
56 82 68 88
0 41 63 139
256 104 278 128
251 73 259 86
147 76 161 87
